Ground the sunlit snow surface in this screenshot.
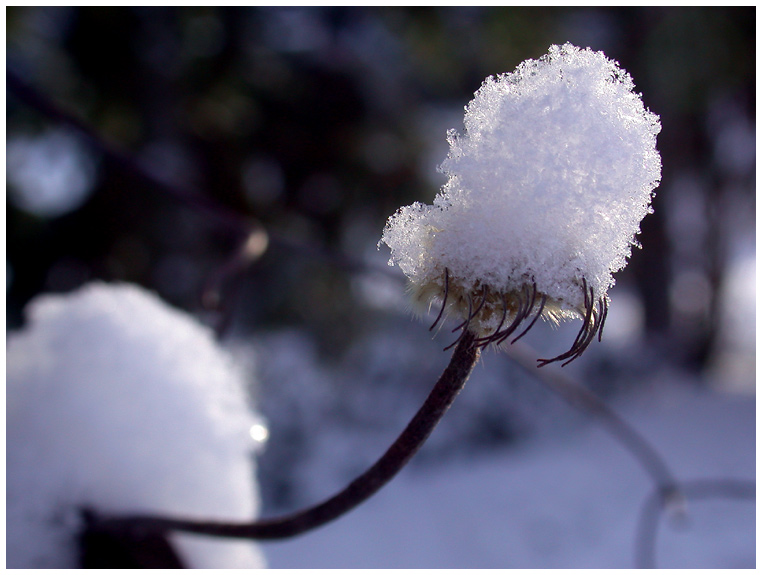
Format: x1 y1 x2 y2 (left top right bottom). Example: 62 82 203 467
262 377 754 568
7 283 266 568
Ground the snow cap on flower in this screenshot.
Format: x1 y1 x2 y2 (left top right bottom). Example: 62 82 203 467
380 43 661 364
7 283 266 568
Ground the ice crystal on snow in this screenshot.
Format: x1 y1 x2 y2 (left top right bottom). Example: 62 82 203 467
380 43 661 364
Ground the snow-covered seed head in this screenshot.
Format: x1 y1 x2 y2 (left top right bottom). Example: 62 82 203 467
379 43 661 365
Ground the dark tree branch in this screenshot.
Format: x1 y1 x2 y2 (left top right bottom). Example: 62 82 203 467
85 331 480 541
7 68 253 236
7 69 401 282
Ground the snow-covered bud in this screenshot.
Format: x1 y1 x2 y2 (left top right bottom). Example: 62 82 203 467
380 43 661 365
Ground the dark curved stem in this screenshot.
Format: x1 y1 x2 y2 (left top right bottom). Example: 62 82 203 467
87 331 480 541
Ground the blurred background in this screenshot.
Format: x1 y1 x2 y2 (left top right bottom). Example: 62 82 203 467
6 6 756 568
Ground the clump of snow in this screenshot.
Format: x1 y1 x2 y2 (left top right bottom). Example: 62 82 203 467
7 282 267 568
380 43 661 332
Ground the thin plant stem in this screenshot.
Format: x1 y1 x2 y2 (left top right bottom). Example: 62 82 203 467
7 69 251 236
634 478 755 569
6 69 402 284
507 341 678 492
85 331 481 541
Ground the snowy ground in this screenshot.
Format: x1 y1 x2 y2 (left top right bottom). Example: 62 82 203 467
261 378 755 569
260 239 756 569
7 278 754 568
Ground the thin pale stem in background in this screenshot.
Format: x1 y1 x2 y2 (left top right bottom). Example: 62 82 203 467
507 341 678 492
635 478 755 569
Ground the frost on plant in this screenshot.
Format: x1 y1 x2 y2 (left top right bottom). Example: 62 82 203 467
380 43 661 364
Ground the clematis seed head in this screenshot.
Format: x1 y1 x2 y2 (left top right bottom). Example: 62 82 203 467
379 43 661 365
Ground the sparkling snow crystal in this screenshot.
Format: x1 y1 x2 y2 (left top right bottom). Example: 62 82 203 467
7 283 267 568
380 43 661 363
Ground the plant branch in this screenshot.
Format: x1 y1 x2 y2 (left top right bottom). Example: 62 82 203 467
506 341 678 492
7 69 255 237
84 331 480 541
634 477 755 569
6 69 402 282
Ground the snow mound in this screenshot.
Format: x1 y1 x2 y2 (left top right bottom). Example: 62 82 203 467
7 282 266 568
